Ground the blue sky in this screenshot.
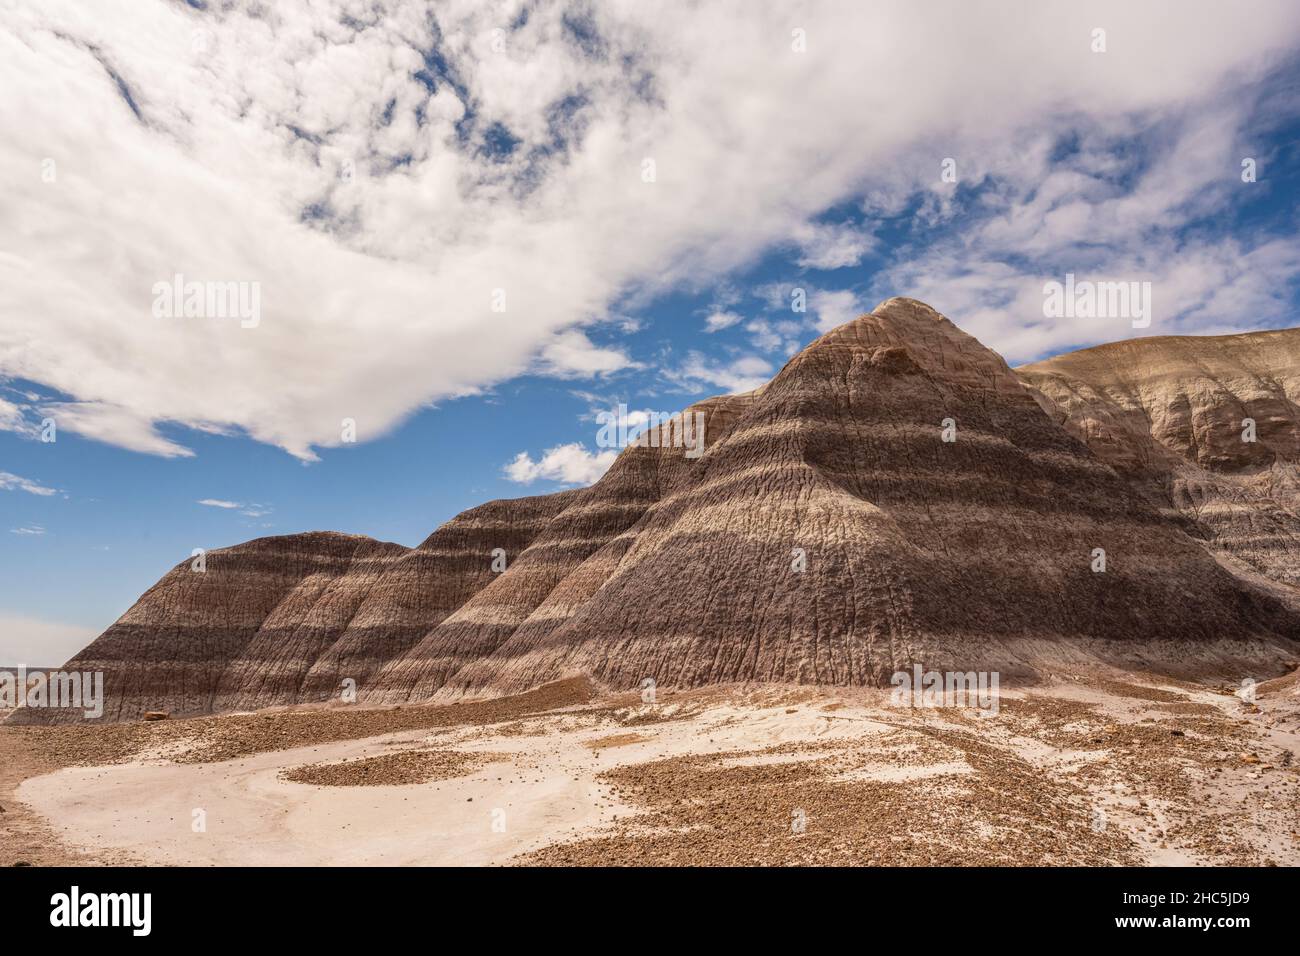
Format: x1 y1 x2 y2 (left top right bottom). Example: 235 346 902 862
3 1 1300 663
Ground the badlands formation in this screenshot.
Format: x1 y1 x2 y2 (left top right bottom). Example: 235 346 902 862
12 298 1300 724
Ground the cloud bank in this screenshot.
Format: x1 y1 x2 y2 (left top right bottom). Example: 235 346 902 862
2 0 1298 463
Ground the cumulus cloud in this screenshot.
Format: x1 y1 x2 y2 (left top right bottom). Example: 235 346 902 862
792 221 875 270
196 499 240 509
2 0 1298 461
745 318 804 354
0 471 58 496
10 525 45 536
532 330 635 379
809 290 863 333
503 442 617 485
666 353 774 394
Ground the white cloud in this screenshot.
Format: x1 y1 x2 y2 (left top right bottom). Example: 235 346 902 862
745 318 805 354
703 310 744 332
791 221 875 270
2 0 1297 459
10 525 45 535
0 614 97 666
751 282 793 312
0 396 32 435
667 353 773 394
503 443 617 485
0 471 58 496
869 106 1300 362
198 497 272 519
532 330 635 379
809 290 863 333
40 402 195 458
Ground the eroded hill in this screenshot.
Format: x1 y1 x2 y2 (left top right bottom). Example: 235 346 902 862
13 300 1299 723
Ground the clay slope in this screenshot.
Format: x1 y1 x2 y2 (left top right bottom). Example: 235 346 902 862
367 392 755 704
13 299 1299 723
7 493 577 723
436 299 1298 698
1018 328 1300 597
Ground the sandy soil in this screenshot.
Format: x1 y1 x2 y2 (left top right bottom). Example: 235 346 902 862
0 718 140 866
3 672 1298 867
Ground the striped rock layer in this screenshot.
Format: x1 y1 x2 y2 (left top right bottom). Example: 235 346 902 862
1019 327 1300 598
13 299 1300 723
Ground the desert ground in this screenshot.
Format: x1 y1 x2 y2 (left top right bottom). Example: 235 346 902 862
2 670 1298 867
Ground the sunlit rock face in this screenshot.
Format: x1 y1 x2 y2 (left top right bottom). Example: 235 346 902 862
1019 327 1300 596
